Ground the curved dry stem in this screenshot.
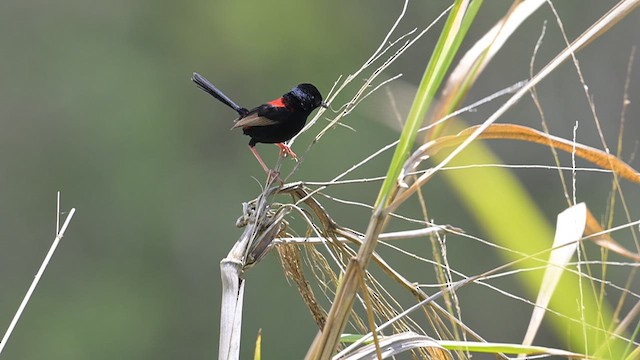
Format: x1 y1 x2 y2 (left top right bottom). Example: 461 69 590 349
395 123 640 207
278 184 499 356
429 0 545 139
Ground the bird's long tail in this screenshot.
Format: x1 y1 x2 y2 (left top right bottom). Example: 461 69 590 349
192 72 248 116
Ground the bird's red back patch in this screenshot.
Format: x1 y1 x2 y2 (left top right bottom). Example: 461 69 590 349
268 97 285 108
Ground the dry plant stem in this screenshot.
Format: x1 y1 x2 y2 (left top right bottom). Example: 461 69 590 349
306 207 389 360
0 207 76 355
279 185 484 343
435 124 638 182
275 226 452 244
549 0 640 278
429 0 544 139
219 224 256 359
392 0 640 212
607 48 638 246
282 182 633 358
308 2 640 358
335 332 452 360
336 273 487 360
612 294 640 337
606 49 640 349
308 4 470 355
529 20 574 207
277 244 328 329
354 264 383 360
627 344 640 359
305 2 454 147
584 209 640 261
219 259 244 360
303 207 493 359
395 123 640 207
219 184 284 360
336 225 640 360
291 0 411 145
288 81 525 212
330 227 493 347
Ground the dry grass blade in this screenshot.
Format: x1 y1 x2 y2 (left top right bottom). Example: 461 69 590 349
277 183 498 359
398 123 640 201
454 124 637 182
306 2 477 358
0 201 76 356
217 1 640 359
436 340 586 358
336 332 452 360
585 209 640 261
277 185 431 357
277 243 328 329
391 0 640 211
429 0 545 137
521 203 586 348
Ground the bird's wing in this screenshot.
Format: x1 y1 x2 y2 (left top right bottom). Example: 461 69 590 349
230 105 281 129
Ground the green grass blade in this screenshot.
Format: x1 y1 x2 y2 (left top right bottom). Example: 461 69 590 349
435 122 626 357
375 0 482 207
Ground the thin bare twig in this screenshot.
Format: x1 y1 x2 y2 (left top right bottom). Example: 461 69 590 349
0 200 76 355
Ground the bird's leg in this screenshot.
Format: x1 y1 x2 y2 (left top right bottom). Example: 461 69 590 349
249 145 281 182
275 143 297 160
249 145 271 173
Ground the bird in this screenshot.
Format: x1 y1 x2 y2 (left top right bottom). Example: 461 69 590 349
191 72 327 174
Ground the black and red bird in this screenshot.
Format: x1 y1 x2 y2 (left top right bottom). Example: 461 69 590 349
191 72 327 173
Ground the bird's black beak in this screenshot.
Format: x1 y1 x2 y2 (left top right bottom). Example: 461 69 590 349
320 101 328 109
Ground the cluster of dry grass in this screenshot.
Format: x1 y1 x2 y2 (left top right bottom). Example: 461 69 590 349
217 1 640 359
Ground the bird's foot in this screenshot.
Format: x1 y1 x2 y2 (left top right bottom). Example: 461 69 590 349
275 143 297 161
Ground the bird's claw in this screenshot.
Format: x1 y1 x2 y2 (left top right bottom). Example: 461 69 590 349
276 143 297 160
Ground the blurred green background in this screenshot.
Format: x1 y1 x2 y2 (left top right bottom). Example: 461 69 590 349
1 1 638 358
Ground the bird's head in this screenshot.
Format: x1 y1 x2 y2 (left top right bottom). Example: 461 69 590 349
287 83 327 112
